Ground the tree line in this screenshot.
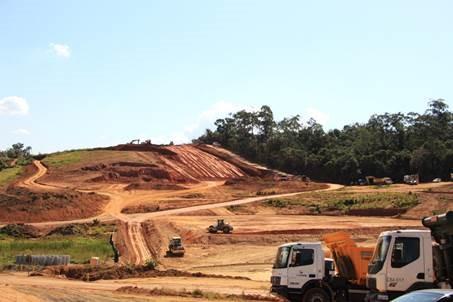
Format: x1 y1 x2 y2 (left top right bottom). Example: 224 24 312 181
0 143 32 171
197 99 453 184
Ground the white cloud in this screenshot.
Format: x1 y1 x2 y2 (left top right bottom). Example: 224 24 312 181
0 96 30 116
13 128 31 135
187 100 253 134
49 43 71 58
305 107 330 125
153 101 250 145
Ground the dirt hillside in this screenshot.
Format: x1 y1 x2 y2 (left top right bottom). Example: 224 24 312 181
40 144 287 189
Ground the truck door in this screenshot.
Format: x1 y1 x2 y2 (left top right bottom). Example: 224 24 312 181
385 235 425 292
287 248 318 289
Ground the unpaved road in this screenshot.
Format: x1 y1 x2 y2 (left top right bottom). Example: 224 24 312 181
19 160 342 265
6 160 443 301
0 272 268 302
128 183 343 222
19 160 58 191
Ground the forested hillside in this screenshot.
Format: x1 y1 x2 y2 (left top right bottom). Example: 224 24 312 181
197 100 453 183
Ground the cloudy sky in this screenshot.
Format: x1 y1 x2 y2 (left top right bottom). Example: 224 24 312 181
1 1 452 153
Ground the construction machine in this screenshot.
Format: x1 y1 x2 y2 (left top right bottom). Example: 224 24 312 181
270 211 453 302
166 236 185 257
207 219 233 234
403 174 419 185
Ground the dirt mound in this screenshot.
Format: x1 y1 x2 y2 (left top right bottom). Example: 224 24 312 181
124 183 187 191
0 187 108 223
234 226 421 236
346 208 406 217
47 224 89 236
105 144 178 155
195 144 284 178
37 264 250 282
0 223 41 238
121 199 217 214
116 286 281 301
87 161 187 184
141 221 165 260
224 177 326 194
224 177 249 185
121 204 161 214
403 189 453 219
43 144 288 189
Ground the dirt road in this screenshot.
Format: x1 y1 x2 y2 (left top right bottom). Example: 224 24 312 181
128 184 343 222
19 160 342 265
7 160 445 301
0 272 269 302
19 160 58 191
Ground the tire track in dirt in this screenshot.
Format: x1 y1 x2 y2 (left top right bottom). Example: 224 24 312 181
17 161 154 265
128 184 344 222
19 160 60 191
18 160 343 265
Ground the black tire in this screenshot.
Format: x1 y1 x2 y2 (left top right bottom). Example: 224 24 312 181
223 227 231 234
302 288 330 302
208 226 216 233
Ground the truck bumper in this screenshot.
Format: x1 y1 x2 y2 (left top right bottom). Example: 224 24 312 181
270 285 290 299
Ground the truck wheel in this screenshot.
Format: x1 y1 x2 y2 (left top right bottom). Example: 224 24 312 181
302 288 330 302
208 226 216 233
223 227 230 234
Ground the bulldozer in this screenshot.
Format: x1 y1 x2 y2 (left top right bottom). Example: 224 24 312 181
166 236 185 257
207 219 233 234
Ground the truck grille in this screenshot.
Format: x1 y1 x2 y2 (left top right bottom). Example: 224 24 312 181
270 276 281 285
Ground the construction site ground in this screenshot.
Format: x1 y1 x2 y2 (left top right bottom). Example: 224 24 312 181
0 144 451 301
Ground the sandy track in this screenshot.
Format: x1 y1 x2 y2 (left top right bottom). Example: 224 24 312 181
19 161 340 265
128 184 343 222
19 160 58 191
0 272 270 298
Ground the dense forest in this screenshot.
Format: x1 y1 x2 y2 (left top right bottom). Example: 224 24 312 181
197 100 453 184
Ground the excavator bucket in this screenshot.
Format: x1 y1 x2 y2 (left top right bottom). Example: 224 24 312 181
322 231 374 286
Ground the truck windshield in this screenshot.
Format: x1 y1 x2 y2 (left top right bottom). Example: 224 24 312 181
368 235 391 274
274 246 291 269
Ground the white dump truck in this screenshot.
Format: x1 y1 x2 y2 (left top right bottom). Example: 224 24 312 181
270 211 453 302
366 211 453 301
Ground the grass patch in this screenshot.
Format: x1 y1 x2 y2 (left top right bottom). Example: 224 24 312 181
42 150 89 168
0 166 23 188
263 192 419 213
42 150 151 169
0 235 113 265
264 199 288 208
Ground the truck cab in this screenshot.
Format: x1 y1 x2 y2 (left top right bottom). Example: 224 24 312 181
367 212 453 301
271 242 334 301
366 230 435 301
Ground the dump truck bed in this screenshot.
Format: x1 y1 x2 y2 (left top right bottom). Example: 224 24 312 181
323 232 374 286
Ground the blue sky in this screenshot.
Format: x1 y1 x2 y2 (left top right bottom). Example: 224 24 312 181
1 1 452 153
